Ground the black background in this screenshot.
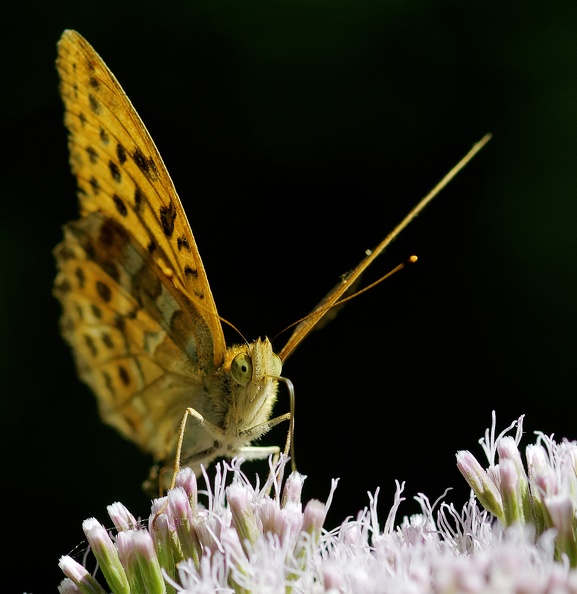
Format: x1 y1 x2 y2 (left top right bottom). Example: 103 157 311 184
3 2 577 592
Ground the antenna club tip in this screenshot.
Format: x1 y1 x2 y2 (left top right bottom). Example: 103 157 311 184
408 255 418 264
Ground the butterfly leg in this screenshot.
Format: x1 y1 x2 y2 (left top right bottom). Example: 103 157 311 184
239 412 294 469
238 412 291 440
183 406 230 439
150 406 222 526
163 406 229 490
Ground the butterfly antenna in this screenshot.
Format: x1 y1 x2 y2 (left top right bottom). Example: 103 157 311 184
278 132 492 362
333 255 418 305
217 315 249 345
274 255 418 341
181 289 252 345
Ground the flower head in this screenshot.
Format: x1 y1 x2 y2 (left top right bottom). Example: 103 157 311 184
58 415 577 594
456 411 577 567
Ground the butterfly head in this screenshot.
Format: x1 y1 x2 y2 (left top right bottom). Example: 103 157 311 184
229 338 282 388
224 338 282 421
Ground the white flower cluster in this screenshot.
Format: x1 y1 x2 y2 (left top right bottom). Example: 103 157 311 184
58 413 577 594
457 411 577 565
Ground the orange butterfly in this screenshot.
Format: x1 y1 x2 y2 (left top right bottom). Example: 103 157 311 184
53 29 490 488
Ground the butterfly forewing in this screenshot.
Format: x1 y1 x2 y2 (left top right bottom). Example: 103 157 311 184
56 30 226 371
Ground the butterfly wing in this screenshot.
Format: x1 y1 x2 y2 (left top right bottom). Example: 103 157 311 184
54 29 227 461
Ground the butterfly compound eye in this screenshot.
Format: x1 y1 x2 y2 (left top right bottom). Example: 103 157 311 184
231 353 253 386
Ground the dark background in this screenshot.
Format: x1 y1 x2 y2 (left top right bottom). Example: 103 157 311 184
3 2 577 591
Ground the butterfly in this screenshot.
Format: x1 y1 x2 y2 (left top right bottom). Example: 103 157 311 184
53 29 490 488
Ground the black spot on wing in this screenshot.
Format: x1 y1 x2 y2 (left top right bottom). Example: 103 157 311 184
112 194 128 217
74 266 85 289
88 94 101 114
101 333 114 349
96 280 112 303
89 176 101 195
159 203 176 238
132 148 158 181
134 185 143 212
116 143 127 164
100 127 110 145
84 334 98 357
102 259 120 282
86 146 98 164
177 237 190 251
84 56 96 72
109 160 121 183
114 315 125 332
118 365 130 386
